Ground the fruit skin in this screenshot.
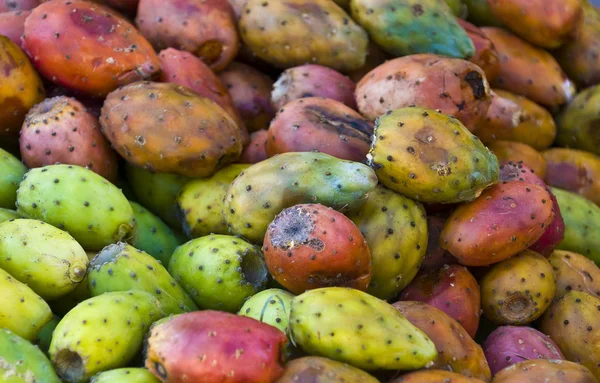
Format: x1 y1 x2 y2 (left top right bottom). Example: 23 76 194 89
0 218 88 300
228 0 246 19
271 64 357 111
49 251 95 317
0 36 45 137
368 107 499 204
20 96 118 182
481 250 556 325
346 185 428 300
0 328 61 383
492 359 599 383
487 141 547 180
290 287 437 370
549 250 600 299
168 234 269 312
34 314 60 356
263 204 371 294
266 97 372 162
544 148 600 206
355 55 491 131
276 356 380 383
441 182 555 266
0 208 19 223
145 310 287 383
347 41 389 83
482 27 576 109
390 370 486 383
239 130 268 164
16 164 136 251
457 19 500 83
400 265 481 338
22 0 160 98
476 90 557 151
50 291 164 383
239 0 368 72
465 0 504 27
178 164 249 239
420 214 459 271
0 147 27 209
487 0 582 49
446 0 468 17
101 81 243 178
238 288 294 334
0 10 30 48
0 0 38 12
393 301 491 382
136 0 239 72
223 152 378 244
219 62 275 133
350 0 474 59
91 368 160 383
0 267 52 341
89 242 197 315
556 85 600 155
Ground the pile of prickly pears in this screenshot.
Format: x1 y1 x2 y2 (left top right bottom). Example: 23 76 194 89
2 0 600 382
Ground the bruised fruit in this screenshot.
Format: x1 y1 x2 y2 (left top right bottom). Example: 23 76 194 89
276 356 380 383
0 147 27 209
238 288 294 334
390 370 486 383
145 310 287 383
0 10 30 48
239 130 269 164
556 84 600 155
266 97 372 162
544 148 600 206
492 359 598 383
457 19 500 82
487 141 547 180
263 204 371 294
22 0 160 98
550 250 600 299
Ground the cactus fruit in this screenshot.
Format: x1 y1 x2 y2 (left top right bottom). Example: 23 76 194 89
145 311 287 383
350 0 474 58
263 204 371 294
0 267 52 341
457 19 500 82
49 291 164 383
289 287 437 370
420 214 459 271
49 251 96 317
487 141 547 179
492 359 599 383
271 64 357 111
393 301 491 381
0 10 30 48
276 356 380 383
266 97 373 162
465 0 505 27
223 152 378 244
0 218 88 300
400 265 481 338
34 315 60 356
88 242 197 315
168 234 268 312
238 288 295 334
0 147 27 209
480 250 556 325
556 85 600 156
239 0 369 72
347 41 389 83
446 0 468 17
91 368 161 383
441 182 555 266
22 0 160 98
390 370 486 383
239 130 269 164
0 0 38 12
483 326 565 376
16 164 136 251
0 328 61 383
368 107 499 204
544 148 600 206
0 208 19 223
549 250 600 299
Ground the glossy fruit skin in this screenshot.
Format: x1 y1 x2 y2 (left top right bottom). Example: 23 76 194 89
549 250 600 299
441 182 555 266
239 130 269 164
136 0 239 71
20 96 118 182
0 147 27 209
369 107 499 204
556 85 600 155
100 81 243 178
0 10 30 48
492 359 598 383
276 356 380 383
390 370 486 383
238 288 295 334
544 148 600 206
239 0 369 72
145 311 287 383
90 368 161 383
457 19 500 82
355 54 491 131
487 141 547 180
22 0 160 98
266 97 372 162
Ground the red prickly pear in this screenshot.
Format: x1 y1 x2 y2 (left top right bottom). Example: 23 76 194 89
457 18 500 83
0 10 29 48
239 130 268 164
145 311 287 382
0 0 38 12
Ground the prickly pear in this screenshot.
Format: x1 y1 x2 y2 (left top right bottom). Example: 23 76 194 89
492 359 598 383
391 370 486 383
420 214 459 271
0 208 19 223
549 250 600 299
276 356 380 383
239 130 269 164
0 147 27 209
487 141 547 179
457 18 500 82
544 148 600 206
556 84 600 156
34 315 60 355
0 0 38 12
91 368 160 383
0 10 30 48
238 288 294 334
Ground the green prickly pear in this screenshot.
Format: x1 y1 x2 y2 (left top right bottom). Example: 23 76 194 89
346 185 428 300
289 287 437 370
0 218 88 300
0 207 19 223
49 291 164 383
168 234 269 312
16 164 136 251
91 368 160 383
556 85 600 156
0 267 52 341
0 328 61 383
88 242 197 315
50 252 96 317
34 315 60 355
223 152 378 243
238 288 295 334
0 147 27 209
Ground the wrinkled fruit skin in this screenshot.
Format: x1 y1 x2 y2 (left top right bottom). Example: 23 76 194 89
239 0 369 72
0 147 27 209
356 54 491 131
101 81 243 178
23 0 160 98
483 326 564 376
400 265 481 338
136 0 239 71
239 130 269 164
20 96 118 182
544 148 600 206
441 182 555 266
420 214 459 271
238 288 295 334
145 311 287 383
488 141 547 180
457 19 500 82
266 97 372 162
276 356 380 383
556 84 600 156
263 204 371 294
492 359 598 383
0 10 30 48
369 107 499 204
549 250 600 299
390 370 486 383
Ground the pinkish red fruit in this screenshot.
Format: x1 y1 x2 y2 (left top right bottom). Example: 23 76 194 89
0 11 29 48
